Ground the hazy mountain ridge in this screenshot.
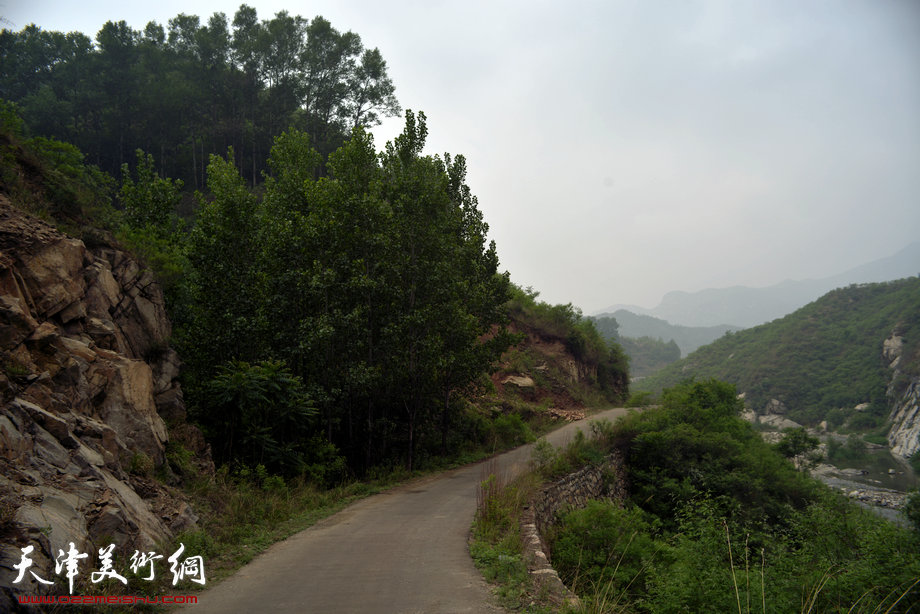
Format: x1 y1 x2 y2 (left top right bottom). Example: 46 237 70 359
600 242 920 328
594 309 741 356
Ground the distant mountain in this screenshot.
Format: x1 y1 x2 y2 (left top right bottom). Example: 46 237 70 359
593 309 741 356
634 278 920 454
598 242 920 328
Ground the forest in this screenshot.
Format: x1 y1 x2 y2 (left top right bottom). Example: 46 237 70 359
1 5 399 188
1 5 629 480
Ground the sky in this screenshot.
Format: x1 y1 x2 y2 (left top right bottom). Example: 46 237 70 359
3 0 919 313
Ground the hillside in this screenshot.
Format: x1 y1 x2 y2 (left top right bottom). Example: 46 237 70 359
593 309 740 356
635 278 920 460
482 287 628 425
601 242 920 328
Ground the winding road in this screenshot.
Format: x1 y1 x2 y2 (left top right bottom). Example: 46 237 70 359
187 408 629 614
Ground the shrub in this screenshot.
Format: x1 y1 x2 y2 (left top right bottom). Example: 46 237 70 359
625 391 655 407
905 490 920 534
551 501 657 600
489 413 532 449
198 359 346 481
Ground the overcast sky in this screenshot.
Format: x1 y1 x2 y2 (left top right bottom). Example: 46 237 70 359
3 0 919 312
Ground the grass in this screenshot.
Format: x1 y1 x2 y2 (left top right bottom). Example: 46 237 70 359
470 459 549 611
469 423 619 613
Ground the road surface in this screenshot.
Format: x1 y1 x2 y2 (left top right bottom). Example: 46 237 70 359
187 408 630 613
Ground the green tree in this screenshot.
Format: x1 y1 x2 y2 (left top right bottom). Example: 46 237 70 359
119 149 184 229
202 359 344 480
185 148 263 382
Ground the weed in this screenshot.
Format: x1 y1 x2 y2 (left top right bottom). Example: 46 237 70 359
128 452 154 477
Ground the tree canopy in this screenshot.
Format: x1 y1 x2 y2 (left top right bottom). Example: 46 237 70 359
0 5 400 187
182 112 513 473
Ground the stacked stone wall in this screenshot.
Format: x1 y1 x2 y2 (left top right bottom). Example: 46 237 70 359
521 451 627 606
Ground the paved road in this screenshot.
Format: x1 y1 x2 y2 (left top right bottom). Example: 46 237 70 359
187 408 630 614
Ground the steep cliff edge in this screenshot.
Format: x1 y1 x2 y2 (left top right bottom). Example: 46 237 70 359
0 198 211 605
884 333 920 460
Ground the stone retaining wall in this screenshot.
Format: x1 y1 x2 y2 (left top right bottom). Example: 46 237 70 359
521 452 627 606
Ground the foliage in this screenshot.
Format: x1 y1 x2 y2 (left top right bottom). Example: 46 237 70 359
905 490 920 534
540 380 920 611
199 359 344 481
551 501 657 600
1 10 400 186
471 467 542 609
773 427 822 470
625 391 655 407
179 113 514 475
119 149 184 229
508 286 629 403
184 147 265 374
0 99 116 227
617 336 681 378
114 148 191 321
593 313 681 377
636 279 920 428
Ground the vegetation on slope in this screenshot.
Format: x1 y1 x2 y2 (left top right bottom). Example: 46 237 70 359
635 279 920 428
592 315 681 378
594 309 740 356
1 8 400 185
474 380 920 613
0 99 116 234
503 286 629 403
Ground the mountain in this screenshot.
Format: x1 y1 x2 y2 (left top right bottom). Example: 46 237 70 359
593 309 741 356
634 277 920 459
599 242 920 328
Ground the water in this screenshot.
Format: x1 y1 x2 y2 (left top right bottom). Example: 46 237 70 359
827 447 919 492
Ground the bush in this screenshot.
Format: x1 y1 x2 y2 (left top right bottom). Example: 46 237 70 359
551 501 657 599
905 490 920 534
489 413 533 449
198 359 346 481
625 391 655 407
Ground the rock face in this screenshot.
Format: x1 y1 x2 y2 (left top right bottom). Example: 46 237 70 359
888 380 919 459
0 200 210 605
883 332 920 460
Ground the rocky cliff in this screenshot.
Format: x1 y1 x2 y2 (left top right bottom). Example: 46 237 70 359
0 198 210 605
489 322 609 423
884 333 920 460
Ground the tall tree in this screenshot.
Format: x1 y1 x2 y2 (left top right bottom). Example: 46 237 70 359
185 148 263 381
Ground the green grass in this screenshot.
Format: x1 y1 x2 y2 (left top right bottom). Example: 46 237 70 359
470 460 550 611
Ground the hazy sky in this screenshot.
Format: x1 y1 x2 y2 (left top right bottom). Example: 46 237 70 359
3 0 919 312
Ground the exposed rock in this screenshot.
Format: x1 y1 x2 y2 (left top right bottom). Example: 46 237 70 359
883 334 903 369
741 404 802 432
882 331 920 460
888 378 920 459
765 398 788 415
0 201 211 607
502 375 535 388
